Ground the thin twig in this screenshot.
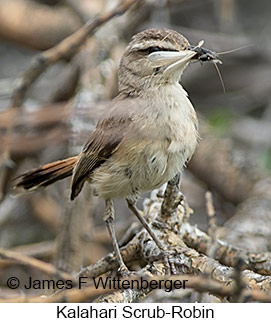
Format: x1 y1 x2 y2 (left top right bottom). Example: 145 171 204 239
205 191 217 240
205 190 218 263
0 284 110 303
0 248 74 282
9 0 139 108
231 258 246 303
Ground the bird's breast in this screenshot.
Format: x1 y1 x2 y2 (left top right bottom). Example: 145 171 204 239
92 84 199 199
151 85 199 160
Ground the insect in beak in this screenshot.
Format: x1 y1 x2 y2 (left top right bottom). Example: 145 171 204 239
188 40 222 65
188 40 225 92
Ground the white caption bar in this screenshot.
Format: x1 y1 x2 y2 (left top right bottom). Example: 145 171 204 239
0 303 268 322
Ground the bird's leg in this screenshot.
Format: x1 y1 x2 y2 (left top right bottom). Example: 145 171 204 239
104 199 129 275
126 199 177 273
126 198 165 251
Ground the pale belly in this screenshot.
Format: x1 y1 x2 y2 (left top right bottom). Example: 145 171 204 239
91 139 196 200
91 84 198 199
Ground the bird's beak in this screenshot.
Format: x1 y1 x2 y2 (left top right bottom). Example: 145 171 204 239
148 50 197 77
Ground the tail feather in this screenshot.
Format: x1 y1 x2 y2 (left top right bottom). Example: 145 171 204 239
14 156 78 191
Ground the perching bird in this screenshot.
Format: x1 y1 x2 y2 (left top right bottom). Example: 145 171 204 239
14 28 219 273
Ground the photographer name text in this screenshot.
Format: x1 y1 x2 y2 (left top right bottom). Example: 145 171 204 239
7 276 188 293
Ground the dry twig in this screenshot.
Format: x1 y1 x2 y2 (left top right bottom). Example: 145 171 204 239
9 0 139 108
2 188 271 303
205 191 217 240
98 272 271 303
0 248 73 282
181 222 271 275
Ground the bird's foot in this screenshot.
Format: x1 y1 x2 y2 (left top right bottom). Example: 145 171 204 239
159 250 177 275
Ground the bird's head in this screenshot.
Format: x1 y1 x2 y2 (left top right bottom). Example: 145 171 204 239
118 28 219 96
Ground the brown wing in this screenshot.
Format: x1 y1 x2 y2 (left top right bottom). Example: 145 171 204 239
70 104 133 200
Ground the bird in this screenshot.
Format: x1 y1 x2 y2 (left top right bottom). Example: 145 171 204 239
14 28 219 274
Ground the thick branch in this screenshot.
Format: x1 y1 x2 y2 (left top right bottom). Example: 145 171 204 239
181 222 271 275
98 272 271 303
220 179 271 252
79 235 141 278
0 0 82 50
188 122 259 204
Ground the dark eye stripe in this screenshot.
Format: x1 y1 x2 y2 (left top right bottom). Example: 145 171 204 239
140 46 178 55
147 47 163 53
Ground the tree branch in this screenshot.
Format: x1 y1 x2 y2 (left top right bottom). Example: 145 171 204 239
9 0 139 108
0 248 73 282
181 221 271 275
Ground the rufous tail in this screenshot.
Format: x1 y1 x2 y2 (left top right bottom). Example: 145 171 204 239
14 156 78 191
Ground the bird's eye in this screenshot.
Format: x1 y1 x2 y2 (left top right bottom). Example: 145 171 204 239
139 46 177 55
145 46 163 54
148 47 162 53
